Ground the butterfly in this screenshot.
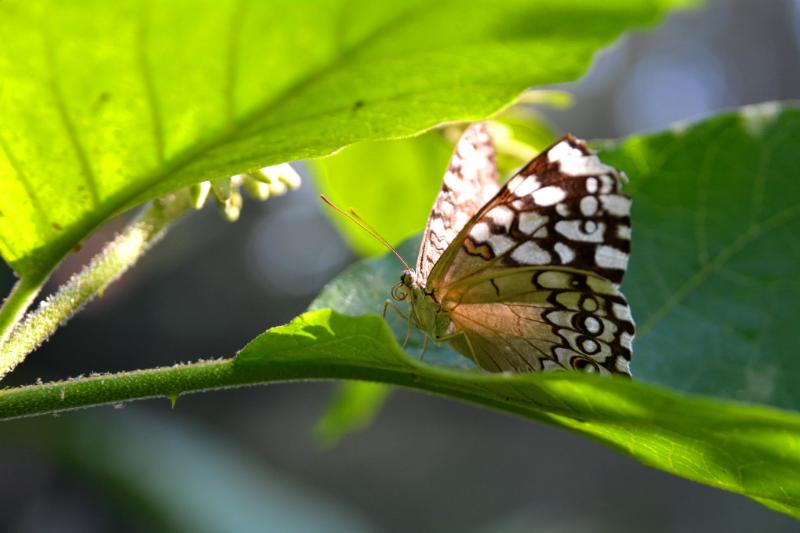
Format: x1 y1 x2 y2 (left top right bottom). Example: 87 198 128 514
391 123 634 375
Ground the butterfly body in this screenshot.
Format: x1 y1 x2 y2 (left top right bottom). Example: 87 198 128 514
396 270 453 343
393 124 635 376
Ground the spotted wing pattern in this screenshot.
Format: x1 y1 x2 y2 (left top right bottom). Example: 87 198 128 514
445 269 634 375
423 133 634 376
430 134 631 290
414 123 499 286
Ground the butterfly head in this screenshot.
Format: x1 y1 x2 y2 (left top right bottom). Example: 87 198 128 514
393 268 452 341
391 269 416 301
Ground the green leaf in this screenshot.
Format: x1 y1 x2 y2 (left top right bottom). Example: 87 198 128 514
310 131 454 257
310 235 471 368
0 0 697 279
603 102 800 409
314 381 391 446
235 309 800 518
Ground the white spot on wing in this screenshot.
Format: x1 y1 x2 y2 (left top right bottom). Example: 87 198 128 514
581 338 598 353
598 175 615 194
549 141 614 176
544 310 572 327
548 141 583 163
512 176 540 197
533 226 548 238
620 332 634 349
510 241 551 264
601 195 631 217
541 359 565 371
596 245 628 270
561 155 614 177
616 225 631 240
506 176 524 191
518 212 547 235
613 303 632 321
532 186 567 206
580 196 598 216
556 203 570 217
555 220 605 242
584 316 601 334
586 177 598 193
486 206 513 231
488 234 515 255
469 222 490 242
554 242 575 263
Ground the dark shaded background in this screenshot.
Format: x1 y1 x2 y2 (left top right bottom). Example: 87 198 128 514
2 0 799 531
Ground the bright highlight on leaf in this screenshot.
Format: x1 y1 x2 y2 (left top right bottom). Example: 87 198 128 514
234 309 800 519
0 0 697 281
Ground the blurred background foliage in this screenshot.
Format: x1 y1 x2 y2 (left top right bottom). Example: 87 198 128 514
1 0 800 531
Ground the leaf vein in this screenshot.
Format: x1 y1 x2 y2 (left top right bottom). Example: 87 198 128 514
136 4 165 164
638 200 800 338
0 133 52 231
44 32 100 206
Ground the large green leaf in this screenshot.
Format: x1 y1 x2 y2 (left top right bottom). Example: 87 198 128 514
234 309 800 519
314 103 800 411
0 0 696 279
605 102 800 408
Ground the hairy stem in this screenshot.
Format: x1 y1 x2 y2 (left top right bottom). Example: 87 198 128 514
0 358 240 420
0 191 194 380
0 272 49 351
0 355 546 423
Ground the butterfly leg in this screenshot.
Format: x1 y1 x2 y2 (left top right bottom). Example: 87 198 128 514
435 330 481 369
420 335 429 361
383 300 413 349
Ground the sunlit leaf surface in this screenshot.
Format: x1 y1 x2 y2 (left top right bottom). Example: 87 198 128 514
235 309 800 519
0 0 696 278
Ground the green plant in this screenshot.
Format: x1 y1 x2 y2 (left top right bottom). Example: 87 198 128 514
2 0 799 521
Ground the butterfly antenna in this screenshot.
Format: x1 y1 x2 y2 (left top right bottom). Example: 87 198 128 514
320 195 412 271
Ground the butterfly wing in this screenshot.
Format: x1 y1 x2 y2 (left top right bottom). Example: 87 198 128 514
429 134 631 293
426 134 634 374
414 123 499 286
444 268 634 375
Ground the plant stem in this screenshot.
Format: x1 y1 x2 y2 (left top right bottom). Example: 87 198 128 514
0 191 194 381
0 272 49 351
0 359 240 420
0 352 557 424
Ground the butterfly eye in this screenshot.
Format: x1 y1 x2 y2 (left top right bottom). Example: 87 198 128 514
570 356 599 373
400 271 414 286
